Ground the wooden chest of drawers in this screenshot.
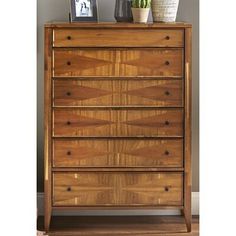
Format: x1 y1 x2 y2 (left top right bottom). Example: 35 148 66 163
44 22 192 232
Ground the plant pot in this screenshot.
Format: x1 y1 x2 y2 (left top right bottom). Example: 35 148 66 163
114 0 133 22
151 0 180 22
131 8 150 23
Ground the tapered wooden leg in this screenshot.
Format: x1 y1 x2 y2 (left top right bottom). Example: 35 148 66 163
181 208 191 232
44 208 52 232
183 207 192 232
44 168 52 232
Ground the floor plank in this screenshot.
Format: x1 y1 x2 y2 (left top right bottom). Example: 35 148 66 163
38 216 199 236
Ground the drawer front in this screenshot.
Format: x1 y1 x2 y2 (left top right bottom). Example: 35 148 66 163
53 79 183 107
53 49 183 77
53 172 183 206
53 109 183 137
53 29 184 47
53 139 183 168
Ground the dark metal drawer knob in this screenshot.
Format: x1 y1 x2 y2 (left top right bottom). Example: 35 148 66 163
165 36 170 40
67 92 71 96
165 91 170 96
165 121 170 125
67 36 71 40
67 61 71 65
165 61 170 65
165 150 170 156
165 186 169 192
67 151 71 156
67 121 71 125
67 187 72 192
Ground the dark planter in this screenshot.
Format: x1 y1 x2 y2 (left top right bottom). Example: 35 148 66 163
114 0 133 22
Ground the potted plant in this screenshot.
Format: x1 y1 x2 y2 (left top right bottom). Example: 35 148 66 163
131 0 151 23
152 0 180 22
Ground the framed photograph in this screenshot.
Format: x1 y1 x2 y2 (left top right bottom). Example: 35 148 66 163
70 0 98 22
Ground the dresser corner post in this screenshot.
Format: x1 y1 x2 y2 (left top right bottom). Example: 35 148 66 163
44 26 53 232
184 26 192 233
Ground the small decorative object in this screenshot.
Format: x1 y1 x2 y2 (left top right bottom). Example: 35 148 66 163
114 0 133 22
131 0 151 23
70 0 98 22
152 0 179 22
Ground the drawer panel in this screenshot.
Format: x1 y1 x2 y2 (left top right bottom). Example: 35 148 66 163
53 139 183 168
53 49 183 77
53 29 184 47
53 172 183 206
53 109 183 137
53 79 183 107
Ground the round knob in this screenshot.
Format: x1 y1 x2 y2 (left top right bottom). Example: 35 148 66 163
67 61 71 66
67 151 71 156
165 91 170 96
67 36 71 40
165 121 170 125
165 36 170 40
164 186 169 192
165 61 170 66
67 187 72 192
165 150 170 156
67 92 71 96
67 121 71 125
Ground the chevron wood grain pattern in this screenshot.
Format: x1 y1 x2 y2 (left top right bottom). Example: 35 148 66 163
53 49 183 77
53 29 184 47
45 23 192 232
53 108 183 137
53 79 183 107
53 139 183 168
53 172 183 206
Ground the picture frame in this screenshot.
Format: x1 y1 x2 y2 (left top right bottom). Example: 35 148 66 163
70 0 98 22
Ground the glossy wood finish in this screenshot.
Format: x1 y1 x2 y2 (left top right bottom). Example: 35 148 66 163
45 22 192 28
184 27 192 232
53 108 184 137
53 49 183 77
44 23 192 232
44 27 52 231
53 79 183 107
53 167 184 173
53 29 184 47
53 139 183 168
53 172 183 206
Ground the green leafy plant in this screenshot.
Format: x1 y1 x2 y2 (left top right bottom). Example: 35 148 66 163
132 0 151 8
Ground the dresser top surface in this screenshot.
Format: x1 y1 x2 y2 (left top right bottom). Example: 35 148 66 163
45 22 192 29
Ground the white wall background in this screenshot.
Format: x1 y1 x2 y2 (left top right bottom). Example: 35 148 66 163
37 0 199 192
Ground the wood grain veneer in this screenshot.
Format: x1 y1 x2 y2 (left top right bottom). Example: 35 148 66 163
53 79 183 107
53 49 183 77
53 172 183 206
44 22 192 233
53 108 184 137
45 22 192 28
53 29 184 47
53 139 183 168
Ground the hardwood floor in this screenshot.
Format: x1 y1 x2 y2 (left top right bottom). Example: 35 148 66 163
37 215 199 235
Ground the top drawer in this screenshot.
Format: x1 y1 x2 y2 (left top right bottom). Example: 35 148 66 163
53 29 184 48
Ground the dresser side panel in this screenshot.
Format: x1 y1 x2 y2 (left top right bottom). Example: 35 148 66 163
184 27 192 232
44 27 53 231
